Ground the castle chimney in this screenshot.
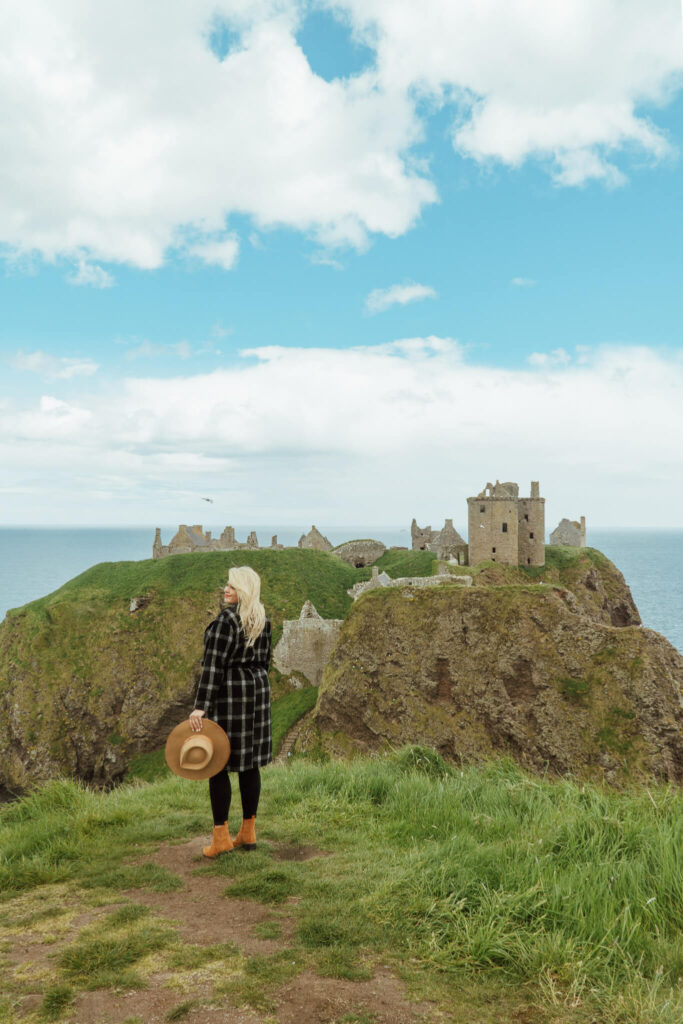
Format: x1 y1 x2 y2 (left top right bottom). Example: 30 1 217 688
530 481 540 498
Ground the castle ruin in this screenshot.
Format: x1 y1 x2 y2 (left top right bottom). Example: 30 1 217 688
410 518 468 564
153 525 283 559
550 517 586 547
467 480 545 567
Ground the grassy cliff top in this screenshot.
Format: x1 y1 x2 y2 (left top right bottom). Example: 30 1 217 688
6 548 360 630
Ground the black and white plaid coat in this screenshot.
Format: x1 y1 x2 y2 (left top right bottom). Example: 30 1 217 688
194 606 272 772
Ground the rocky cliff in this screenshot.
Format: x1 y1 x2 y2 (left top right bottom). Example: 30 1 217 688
301 552 682 786
0 549 357 794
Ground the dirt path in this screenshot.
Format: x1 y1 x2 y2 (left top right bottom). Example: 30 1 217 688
3 836 445 1024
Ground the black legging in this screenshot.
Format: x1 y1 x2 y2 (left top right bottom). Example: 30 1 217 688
208 766 261 826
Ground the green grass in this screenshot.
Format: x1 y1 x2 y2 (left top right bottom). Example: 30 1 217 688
271 686 319 754
373 549 437 577
1 748 681 1023
39 984 74 1020
4 548 359 636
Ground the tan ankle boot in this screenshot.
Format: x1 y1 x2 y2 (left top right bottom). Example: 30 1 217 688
203 823 234 858
233 816 256 850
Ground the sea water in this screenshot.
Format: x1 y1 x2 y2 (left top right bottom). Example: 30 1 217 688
0 526 681 653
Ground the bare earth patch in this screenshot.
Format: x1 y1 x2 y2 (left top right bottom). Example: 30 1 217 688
128 836 295 954
74 986 263 1024
3 837 444 1023
274 967 436 1024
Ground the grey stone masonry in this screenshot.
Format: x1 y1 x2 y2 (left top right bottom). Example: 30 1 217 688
411 518 467 564
333 539 386 567
467 479 545 568
273 601 343 686
297 525 333 551
348 566 472 600
550 517 586 547
153 525 285 559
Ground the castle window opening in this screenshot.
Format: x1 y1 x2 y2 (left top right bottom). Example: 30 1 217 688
527 558 531 564
492 547 496 553
502 523 508 533
529 532 534 539
524 514 529 522
480 505 485 512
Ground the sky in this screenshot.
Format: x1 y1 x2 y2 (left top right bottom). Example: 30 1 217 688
1 0 682 531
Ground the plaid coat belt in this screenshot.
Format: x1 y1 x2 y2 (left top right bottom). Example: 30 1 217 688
194 606 272 771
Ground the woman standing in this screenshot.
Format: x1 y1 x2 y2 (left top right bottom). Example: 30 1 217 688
189 565 272 857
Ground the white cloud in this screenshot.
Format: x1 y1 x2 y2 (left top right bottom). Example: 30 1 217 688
8 350 99 378
332 0 682 183
11 395 93 438
528 348 571 368
0 1 434 270
1 2 679 274
67 259 115 288
366 282 437 313
1 340 681 526
188 236 240 270
511 277 536 287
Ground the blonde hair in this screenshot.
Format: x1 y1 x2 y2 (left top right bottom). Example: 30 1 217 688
227 566 266 647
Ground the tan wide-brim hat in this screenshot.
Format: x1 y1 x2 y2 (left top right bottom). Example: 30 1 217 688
165 719 230 780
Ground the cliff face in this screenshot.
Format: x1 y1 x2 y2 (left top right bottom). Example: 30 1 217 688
302 565 682 786
0 549 357 793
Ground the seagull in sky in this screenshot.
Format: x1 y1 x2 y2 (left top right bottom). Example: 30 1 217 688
202 497 214 503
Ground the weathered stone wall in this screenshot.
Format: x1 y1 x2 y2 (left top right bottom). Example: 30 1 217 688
153 525 284 559
411 519 435 550
551 517 586 547
468 494 519 566
517 494 546 567
333 539 386 567
348 566 472 600
467 480 545 567
272 601 343 685
298 526 333 552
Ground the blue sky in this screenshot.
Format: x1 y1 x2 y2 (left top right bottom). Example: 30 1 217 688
1 1 682 530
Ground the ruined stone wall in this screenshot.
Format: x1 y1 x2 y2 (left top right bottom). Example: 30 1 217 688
153 525 284 559
517 496 546 567
411 519 435 551
334 539 386 567
467 496 519 566
550 517 586 547
272 602 342 685
298 526 333 551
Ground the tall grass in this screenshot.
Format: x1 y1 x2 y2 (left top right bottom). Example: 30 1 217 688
262 752 683 1015
1 750 681 1022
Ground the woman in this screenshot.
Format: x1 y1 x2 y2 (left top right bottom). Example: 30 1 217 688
189 565 272 857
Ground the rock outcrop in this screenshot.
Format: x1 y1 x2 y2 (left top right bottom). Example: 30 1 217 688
0 549 357 794
301 573 682 786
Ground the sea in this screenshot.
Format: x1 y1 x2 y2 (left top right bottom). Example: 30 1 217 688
0 526 681 653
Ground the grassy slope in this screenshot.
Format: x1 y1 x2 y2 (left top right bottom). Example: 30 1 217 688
4 548 362 645
0 752 681 1024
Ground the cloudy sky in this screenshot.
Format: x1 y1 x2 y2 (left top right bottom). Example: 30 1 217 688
1 0 682 530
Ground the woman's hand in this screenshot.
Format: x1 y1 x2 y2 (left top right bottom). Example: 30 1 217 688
189 709 205 732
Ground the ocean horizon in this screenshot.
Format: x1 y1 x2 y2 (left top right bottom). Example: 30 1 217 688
0 525 681 654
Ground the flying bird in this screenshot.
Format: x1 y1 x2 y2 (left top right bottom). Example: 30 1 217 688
202 497 214 503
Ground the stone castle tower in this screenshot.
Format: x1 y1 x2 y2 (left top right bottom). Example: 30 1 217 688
467 480 545 567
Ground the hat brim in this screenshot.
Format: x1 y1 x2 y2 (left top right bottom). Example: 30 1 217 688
165 719 230 780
